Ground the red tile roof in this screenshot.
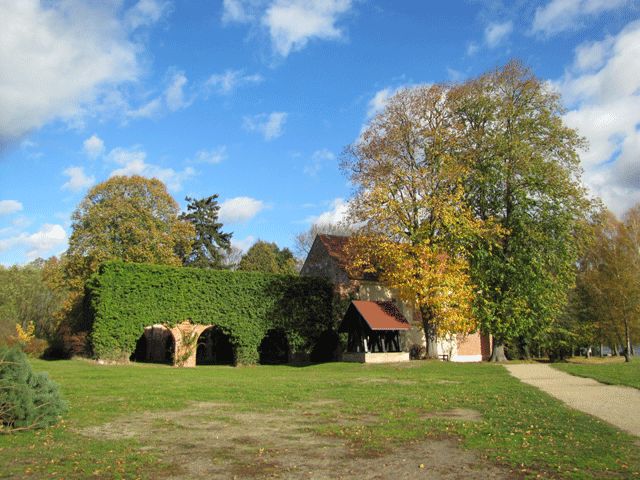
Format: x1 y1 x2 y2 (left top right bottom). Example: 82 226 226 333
316 234 377 281
352 300 411 331
316 234 351 271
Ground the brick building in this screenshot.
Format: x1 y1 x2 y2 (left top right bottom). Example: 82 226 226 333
301 234 491 362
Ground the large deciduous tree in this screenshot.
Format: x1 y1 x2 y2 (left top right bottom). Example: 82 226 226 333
341 84 488 357
58 176 195 353
454 61 591 361
179 195 232 269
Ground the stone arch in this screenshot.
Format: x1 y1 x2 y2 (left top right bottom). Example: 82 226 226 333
196 326 235 365
129 325 175 364
258 328 290 365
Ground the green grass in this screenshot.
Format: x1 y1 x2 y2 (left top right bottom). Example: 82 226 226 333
0 359 638 479
552 358 640 389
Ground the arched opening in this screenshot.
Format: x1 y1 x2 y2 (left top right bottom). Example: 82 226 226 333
310 329 340 363
259 329 289 365
196 326 235 365
130 325 174 364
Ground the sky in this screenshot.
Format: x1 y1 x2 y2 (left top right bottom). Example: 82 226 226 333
1 0 639 265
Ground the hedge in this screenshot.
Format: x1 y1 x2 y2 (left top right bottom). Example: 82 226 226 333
86 261 334 364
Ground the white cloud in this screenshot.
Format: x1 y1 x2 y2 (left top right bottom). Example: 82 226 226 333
221 0 262 24
304 148 335 176
243 112 288 140
194 147 227 164
367 87 402 118
164 72 189 111
125 0 172 29
0 0 166 147
306 198 348 225
83 134 105 158
446 67 465 82
108 147 196 191
263 0 352 57
205 69 263 95
219 197 265 223
0 223 68 260
484 21 513 48
223 0 354 57
232 235 256 252
128 71 192 118
573 37 616 72
62 167 95 192
555 20 640 215
24 224 68 260
532 0 628 36
466 42 479 56
127 98 164 119
0 200 23 216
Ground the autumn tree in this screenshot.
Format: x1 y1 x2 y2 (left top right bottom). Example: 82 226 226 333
342 84 488 357
58 176 195 353
577 207 640 361
179 195 232 269
454 61 591 361
237 240 298 275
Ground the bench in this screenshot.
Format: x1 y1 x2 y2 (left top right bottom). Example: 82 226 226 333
438 354 449 362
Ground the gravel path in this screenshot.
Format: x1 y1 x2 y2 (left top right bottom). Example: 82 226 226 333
505 363 640 437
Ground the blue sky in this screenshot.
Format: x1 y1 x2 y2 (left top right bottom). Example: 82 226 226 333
1 0 639 265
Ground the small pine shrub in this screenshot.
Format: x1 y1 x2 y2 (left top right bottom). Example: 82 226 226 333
0 347 67 432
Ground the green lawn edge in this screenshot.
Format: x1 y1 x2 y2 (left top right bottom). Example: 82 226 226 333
0 359 637 479
551 359 640 390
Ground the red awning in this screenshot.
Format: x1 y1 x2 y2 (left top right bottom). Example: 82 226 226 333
351 300 411 331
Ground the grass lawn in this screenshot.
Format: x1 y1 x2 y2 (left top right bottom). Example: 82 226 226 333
0 359 638 479
552 357 640 389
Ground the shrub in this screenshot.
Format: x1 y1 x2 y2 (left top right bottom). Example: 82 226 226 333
0 347 67 432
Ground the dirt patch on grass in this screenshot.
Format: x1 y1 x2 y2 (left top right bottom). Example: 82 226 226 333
79 401 511 479
423 408 483 422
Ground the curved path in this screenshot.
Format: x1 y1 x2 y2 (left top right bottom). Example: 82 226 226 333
505 363 640 437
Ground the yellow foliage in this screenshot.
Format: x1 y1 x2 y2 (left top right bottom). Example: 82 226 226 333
16 321 36 344
347 236 477 337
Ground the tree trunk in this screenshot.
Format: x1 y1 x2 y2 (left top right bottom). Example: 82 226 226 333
490 340 507 362
419 305 438 359
623 317 632 362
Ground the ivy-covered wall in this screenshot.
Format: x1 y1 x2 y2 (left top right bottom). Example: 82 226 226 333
87 262 334 364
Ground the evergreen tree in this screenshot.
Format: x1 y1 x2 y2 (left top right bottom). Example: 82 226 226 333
180 195 232 269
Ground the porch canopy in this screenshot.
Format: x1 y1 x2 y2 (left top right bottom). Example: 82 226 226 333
339 300 410 353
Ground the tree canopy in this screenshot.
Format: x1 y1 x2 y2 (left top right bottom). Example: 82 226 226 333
57 176 195 353
65 175 194 286
179 195 232 269
238 241 298 275
342 84 488 356
574 206 640 361
456 61 591 360
342 61 592 360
